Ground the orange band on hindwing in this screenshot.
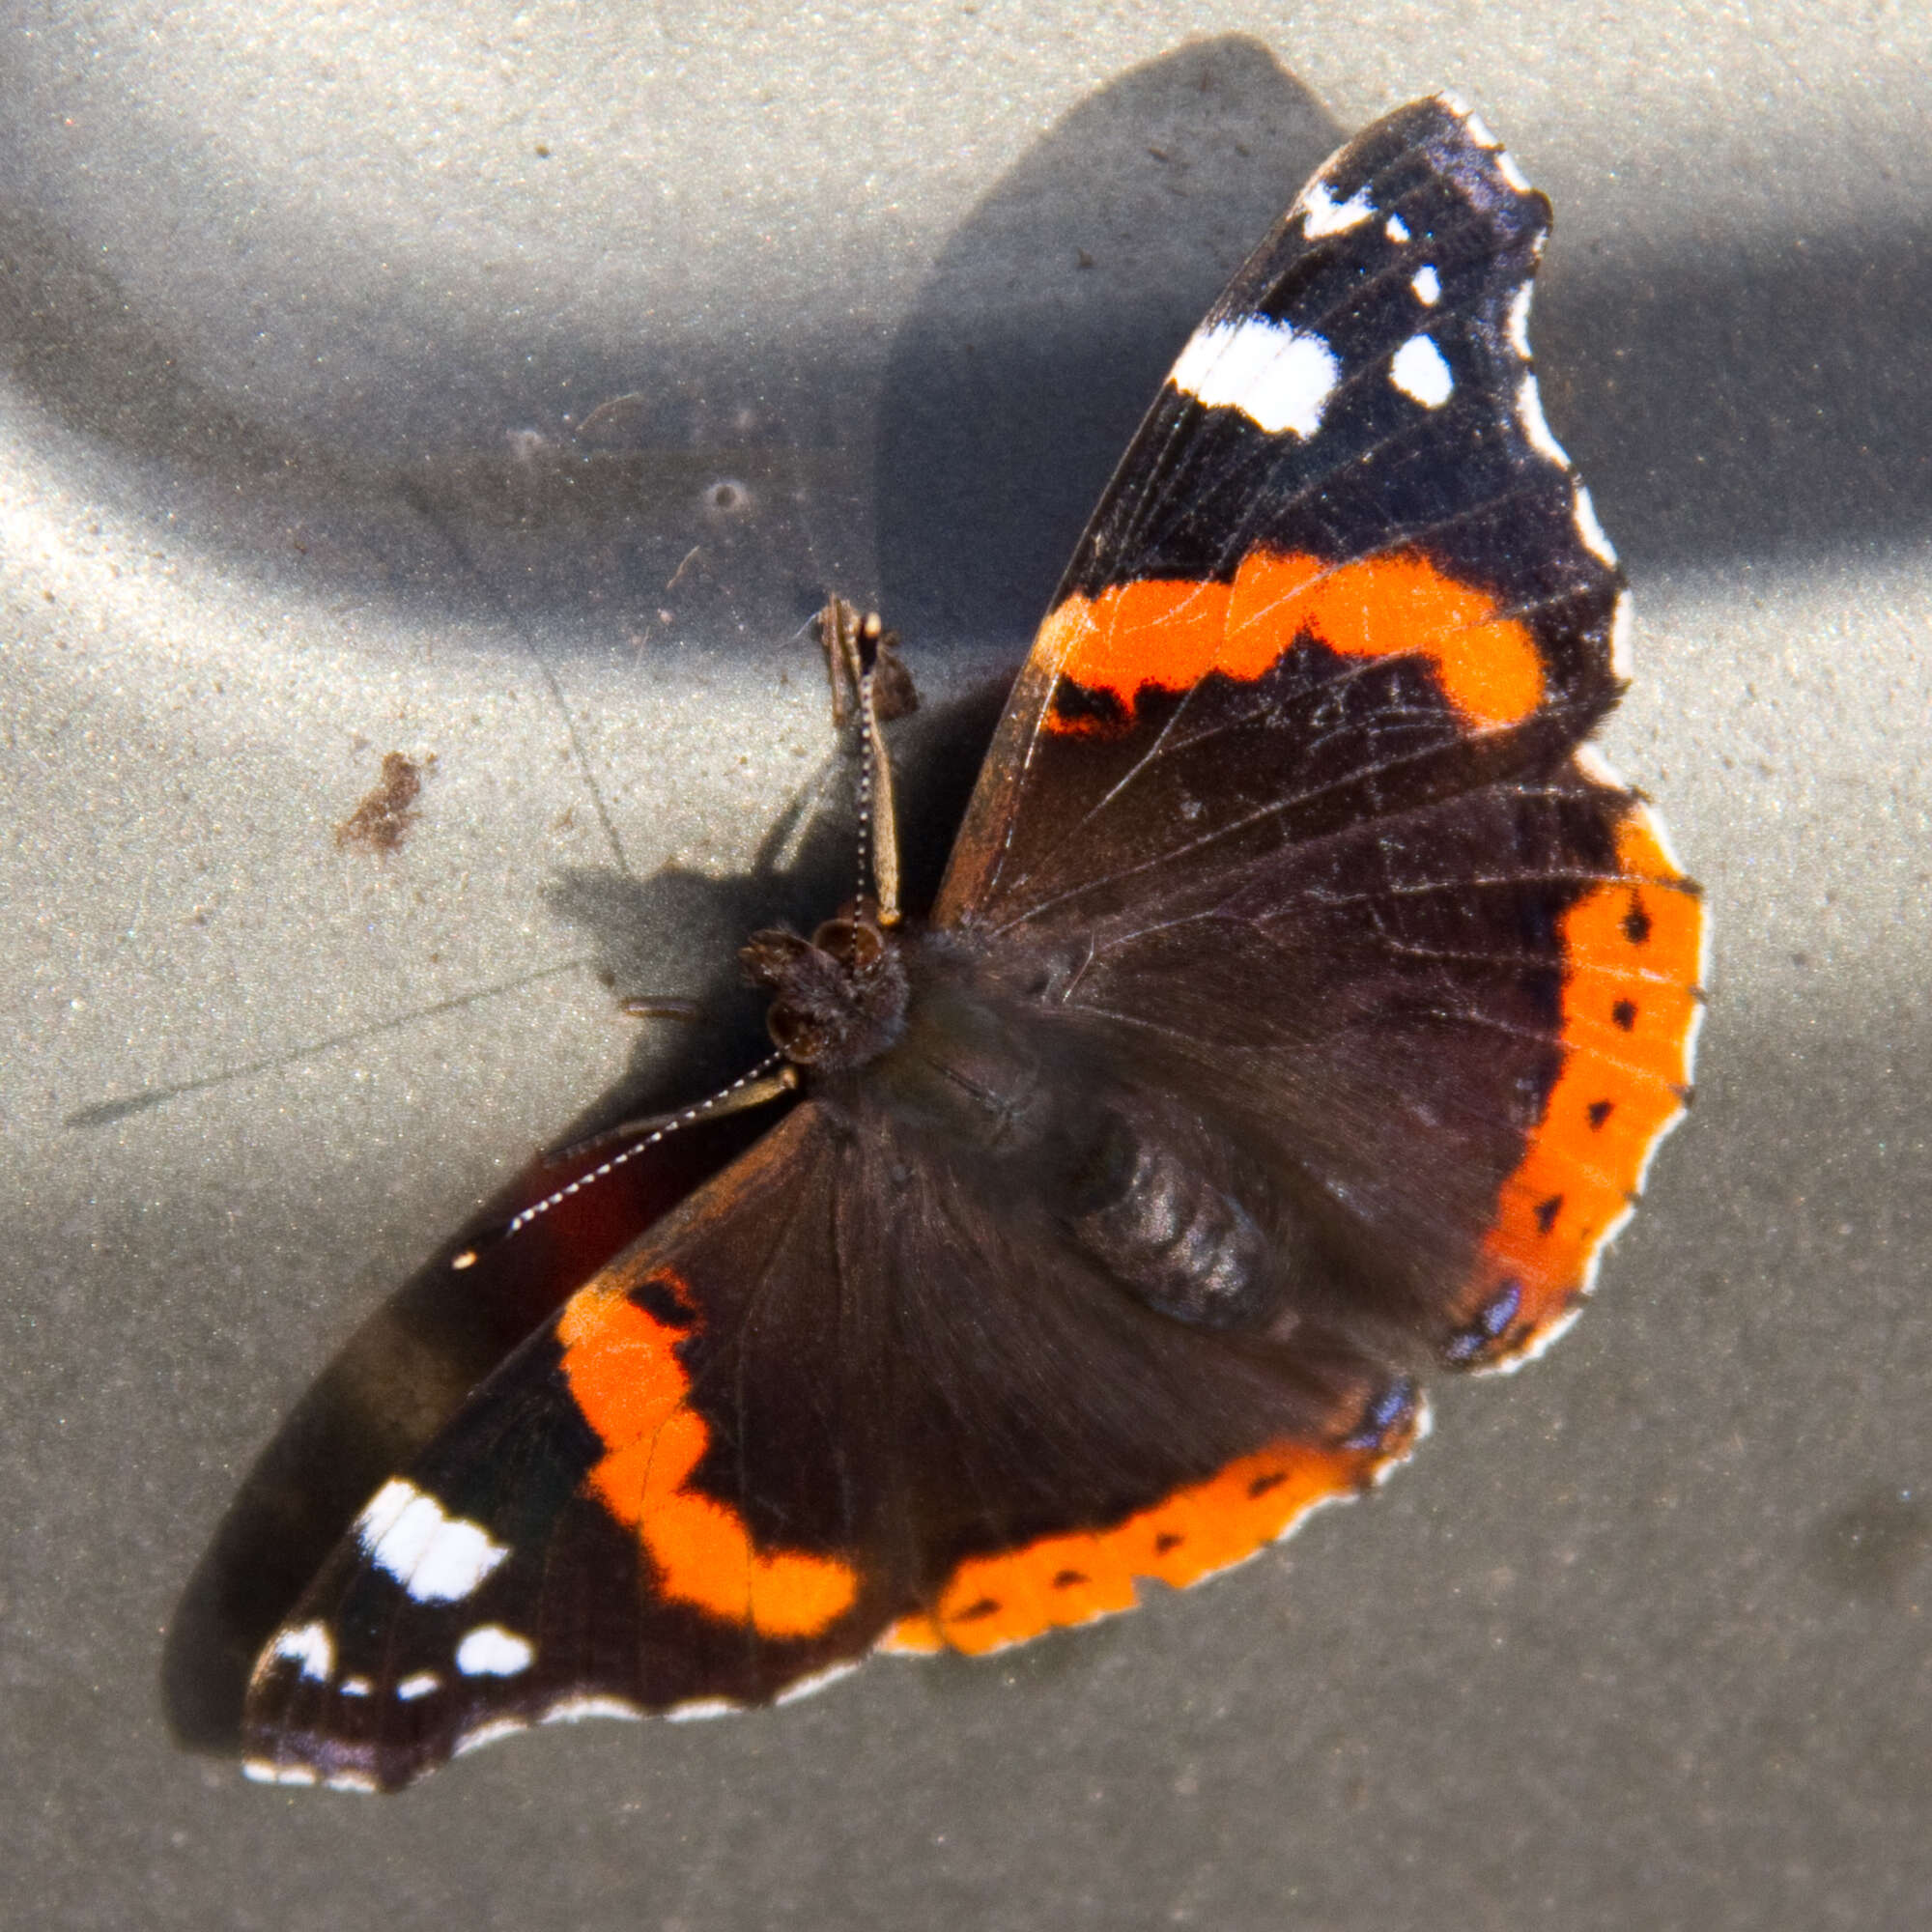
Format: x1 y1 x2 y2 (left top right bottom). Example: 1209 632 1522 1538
1463 806 1704 1364
882 1424 1414 1660
1037 549 1546 732
557 1273 860 1638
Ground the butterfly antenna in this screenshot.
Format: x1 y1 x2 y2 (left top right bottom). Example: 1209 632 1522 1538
449 1054 798 1269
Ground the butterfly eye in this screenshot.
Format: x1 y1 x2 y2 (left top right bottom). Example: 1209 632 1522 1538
812 917 885 972
766 1004 827 1063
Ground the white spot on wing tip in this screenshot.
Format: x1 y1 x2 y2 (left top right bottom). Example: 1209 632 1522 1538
324 1772 380 1795
396 1670 440 1701
269 1620 334 1683
1410 265 1441 305
355 1476 509 1604
774 1662 862 1708
1516 374 1571 467
1496 150 1533 193
1171 318 1339 439
354 1478 414 1545
456 1623 535 1678
1573 485 1618 565
339 1675 373 1698
1299 179 1375 239
1384 213 1409 243
1391 334 1455 408
243 1759 319 1787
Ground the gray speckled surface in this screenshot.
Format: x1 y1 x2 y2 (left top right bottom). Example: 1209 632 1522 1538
4 5 1929 1926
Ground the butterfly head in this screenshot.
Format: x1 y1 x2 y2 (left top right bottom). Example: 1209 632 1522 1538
741 909 911 1071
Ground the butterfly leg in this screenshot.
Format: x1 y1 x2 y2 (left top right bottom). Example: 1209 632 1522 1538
816 598 918 927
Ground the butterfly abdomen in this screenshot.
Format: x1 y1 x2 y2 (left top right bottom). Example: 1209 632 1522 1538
1057 1111 1279 1329
844 935 1329 1334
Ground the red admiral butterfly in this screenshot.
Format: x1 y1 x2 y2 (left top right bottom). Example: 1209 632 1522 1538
242 95 1704 1791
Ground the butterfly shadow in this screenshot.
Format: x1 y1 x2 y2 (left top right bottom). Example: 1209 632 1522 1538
876 36 1341 647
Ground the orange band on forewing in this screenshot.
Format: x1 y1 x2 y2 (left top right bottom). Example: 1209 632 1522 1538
557 1283 687 1443
1469 809 1704 1356
882 1434 1401 1660
558 1277 860 1639
1040 549 1545 731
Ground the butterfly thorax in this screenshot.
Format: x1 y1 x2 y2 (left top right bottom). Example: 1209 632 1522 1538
742 915 1050 1152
